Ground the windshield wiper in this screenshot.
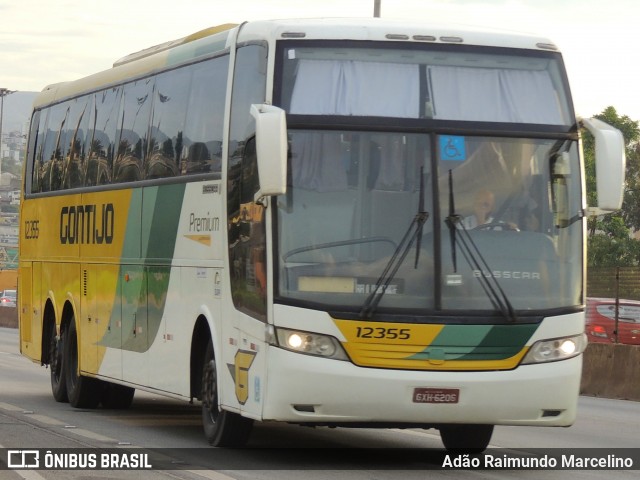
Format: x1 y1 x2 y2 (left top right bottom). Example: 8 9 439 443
444 170 517 323
360 169 429 319
444 170 460 272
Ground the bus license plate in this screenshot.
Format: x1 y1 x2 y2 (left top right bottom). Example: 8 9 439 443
413 388 459 404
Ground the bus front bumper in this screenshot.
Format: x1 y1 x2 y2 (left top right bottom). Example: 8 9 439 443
261 347 581 427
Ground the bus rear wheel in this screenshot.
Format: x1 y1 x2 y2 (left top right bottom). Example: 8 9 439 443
439 424 494 453
201 340 253 447
49 321 68 403
64 318 104 409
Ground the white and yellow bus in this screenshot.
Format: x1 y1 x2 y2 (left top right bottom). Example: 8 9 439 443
19 18 625 451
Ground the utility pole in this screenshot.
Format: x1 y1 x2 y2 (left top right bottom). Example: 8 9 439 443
0 88 17 181
374 0 381 18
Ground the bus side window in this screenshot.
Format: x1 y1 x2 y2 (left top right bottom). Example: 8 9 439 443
39 103 68 192
114 79 153 183
88 87 121 187
61 96 90 190
26 110 42 194
183 55 228 176
147 68 191 179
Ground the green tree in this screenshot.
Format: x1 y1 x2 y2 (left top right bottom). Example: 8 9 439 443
584 106 640 266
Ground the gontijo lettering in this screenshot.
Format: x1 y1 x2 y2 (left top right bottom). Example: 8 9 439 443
60 203 115 244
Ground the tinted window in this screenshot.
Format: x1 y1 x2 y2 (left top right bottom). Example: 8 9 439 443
183 56 228 175
61 96 91 189
87 87 122 186
27 110 41 194
148 68 192 179
27 55 230 193
38 103 68 192
115 79 154 182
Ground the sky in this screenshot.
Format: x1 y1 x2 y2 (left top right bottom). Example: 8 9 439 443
1 0 639 120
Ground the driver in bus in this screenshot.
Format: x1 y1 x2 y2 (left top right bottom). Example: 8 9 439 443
461 189 496 229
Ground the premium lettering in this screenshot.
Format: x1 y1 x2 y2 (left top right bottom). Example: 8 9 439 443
189 213 219 232
60 203 114 244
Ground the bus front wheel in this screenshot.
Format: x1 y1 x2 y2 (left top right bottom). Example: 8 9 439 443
439 424 494 453
201 340 253 447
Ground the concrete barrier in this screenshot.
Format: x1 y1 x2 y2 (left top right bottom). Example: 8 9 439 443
0 307 17 328
581 342 640 401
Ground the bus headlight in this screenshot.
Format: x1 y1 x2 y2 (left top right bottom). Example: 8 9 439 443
275 327 349 360
521 334 587 365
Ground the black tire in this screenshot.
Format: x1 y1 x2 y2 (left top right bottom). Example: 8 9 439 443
201 340 253 447
101 383 135 409
64 318 104 409
439 424 494 454
49 321 68 403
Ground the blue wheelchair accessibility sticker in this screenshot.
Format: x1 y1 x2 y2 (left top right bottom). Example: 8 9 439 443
439 135 466 161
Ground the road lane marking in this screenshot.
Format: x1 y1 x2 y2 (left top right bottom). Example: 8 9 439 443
0 443 47 480
28 415 65 426
66 428 117 443
0 402 22 411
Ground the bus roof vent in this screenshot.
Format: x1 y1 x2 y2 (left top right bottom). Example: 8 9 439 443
281 31 306 38
536 42 558 51
413 35 437 42
386 33 410 40
439 36 464 43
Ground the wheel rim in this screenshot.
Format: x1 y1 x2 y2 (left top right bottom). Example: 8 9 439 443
50 327 62 382
202 359 219 424
68 329 78 392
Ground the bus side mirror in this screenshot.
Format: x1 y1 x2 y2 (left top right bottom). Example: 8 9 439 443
251 104 287 202
582 117 626 211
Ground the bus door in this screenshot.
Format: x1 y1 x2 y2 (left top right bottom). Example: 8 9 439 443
225 198 268 418
224 43 270 418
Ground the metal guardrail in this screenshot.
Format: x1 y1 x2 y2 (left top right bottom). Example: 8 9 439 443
587 267 640 301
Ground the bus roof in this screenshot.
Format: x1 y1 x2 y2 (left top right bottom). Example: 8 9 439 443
33 17 559 109
237 17 558 51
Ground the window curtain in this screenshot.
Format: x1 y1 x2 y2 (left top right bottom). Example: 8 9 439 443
290 59 420 118
428 66 565 125
290 132 348 192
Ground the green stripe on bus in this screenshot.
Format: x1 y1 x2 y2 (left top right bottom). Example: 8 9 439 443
101 184 186 353
408 323 538 361
143 184 186 261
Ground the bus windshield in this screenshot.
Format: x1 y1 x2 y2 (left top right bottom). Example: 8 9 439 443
276 132 582 315
275 43 580 316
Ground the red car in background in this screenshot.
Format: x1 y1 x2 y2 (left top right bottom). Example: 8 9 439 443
0 289 16 308
585 297 640 345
